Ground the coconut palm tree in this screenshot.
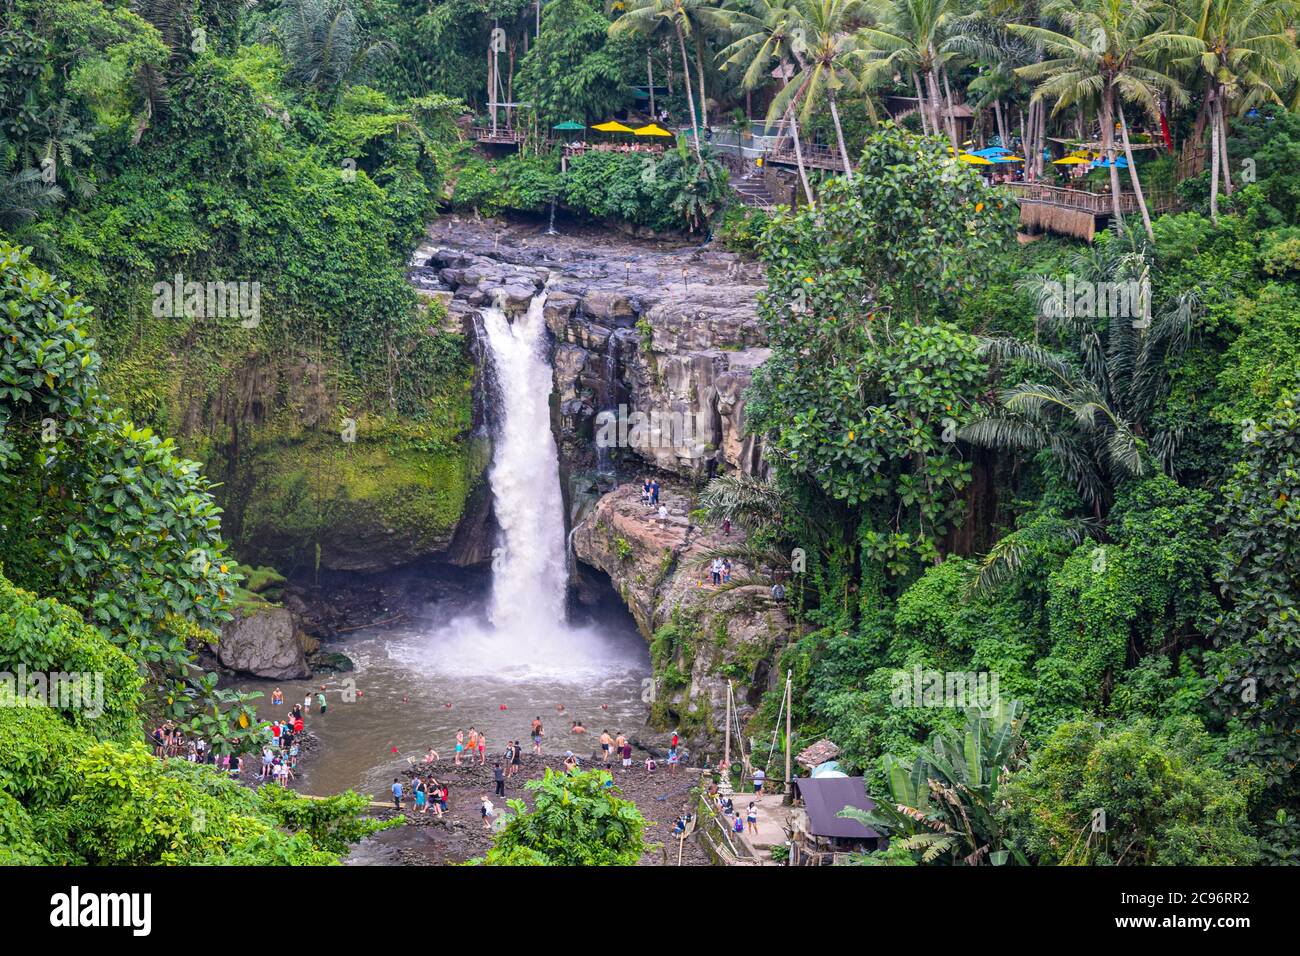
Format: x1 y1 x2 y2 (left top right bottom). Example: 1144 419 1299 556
718 0 816 197
1007 0 1198 240
859 0 963 152
1172 0 1300 222
612 0 736 161
770 0 871 174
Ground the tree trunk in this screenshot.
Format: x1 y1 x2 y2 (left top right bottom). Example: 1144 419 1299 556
912 71 930 136
1101 89 1124 226
648 52 655 116
1118 103 1154 240
994 98 1007 147
941 65 961 146
1209 88 1221 222
1019 104 1028 179
1218 96 1233 195
927 67 956 151
828 90 852 174
788 108 815 206
693 31 709 129
675 23 703 165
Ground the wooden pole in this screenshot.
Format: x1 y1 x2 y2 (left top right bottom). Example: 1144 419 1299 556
784 669 792 794
724 680 733 778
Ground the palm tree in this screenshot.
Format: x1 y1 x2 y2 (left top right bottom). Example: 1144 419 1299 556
612 0 735 162
0 152 65 231
718 0 815 197
859 0 963 152
770 0 870 175
959 227 1200 518
1008 0 1198 239
277 0 394 98
1173 0 1300 222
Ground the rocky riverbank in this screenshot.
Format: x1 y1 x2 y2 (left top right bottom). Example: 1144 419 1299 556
346 753 713 866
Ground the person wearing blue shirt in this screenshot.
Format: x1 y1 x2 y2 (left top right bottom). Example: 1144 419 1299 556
391 777 404 809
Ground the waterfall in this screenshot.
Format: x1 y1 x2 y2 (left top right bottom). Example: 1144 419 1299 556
406 283 645 683
479 288 568 631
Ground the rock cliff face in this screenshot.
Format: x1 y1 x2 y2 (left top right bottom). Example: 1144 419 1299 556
571 484 792 734
412 217 770 479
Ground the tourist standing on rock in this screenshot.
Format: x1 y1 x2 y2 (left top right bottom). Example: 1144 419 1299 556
477 731 487 765
493 762 505 797
392 777 404 810
467 727 479 763
651 479 660 504
455 729 465 766
667 745 679 775
622 740 633 771
531 718 544 754
414 776 427 814
503 740 515 774
512 740 523 777
710 558 723 586
747 802 758 835
753 767 766 795
642 478 652 506
600 730 613 765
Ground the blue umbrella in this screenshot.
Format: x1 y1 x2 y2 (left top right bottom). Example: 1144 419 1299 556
971 147 1011 158
1091 156 1130 169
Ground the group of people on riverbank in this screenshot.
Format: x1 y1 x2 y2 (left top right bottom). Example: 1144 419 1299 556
146 685 324 787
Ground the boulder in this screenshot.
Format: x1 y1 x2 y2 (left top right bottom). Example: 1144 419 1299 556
219 606 310 679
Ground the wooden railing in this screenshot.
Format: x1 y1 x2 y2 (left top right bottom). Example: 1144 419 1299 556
467 126 534 146
1002 181 1179 215
765 141 844 172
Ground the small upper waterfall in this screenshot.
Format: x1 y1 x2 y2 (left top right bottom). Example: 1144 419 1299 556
479 287 569 631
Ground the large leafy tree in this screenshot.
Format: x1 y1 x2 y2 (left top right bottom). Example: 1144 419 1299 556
483 768 650 865
748 125 1014 573
999 717 1257 865
516 0 632 125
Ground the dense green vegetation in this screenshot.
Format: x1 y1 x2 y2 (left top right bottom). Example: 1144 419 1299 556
4 0 1300 869
702 112 1300 866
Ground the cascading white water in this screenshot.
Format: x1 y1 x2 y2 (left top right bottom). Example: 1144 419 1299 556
480 289 568 630
398 284 644 682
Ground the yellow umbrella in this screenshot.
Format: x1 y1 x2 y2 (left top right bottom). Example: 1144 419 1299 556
999 155 1026 162
957 153 995 165
632 123 673 137
1052 156 1091 165
593 120 635 133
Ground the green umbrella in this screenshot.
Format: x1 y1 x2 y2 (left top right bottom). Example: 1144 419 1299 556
552 121 586 131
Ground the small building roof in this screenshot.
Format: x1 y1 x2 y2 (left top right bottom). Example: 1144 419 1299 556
792 776 880 840
796 738 841 770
